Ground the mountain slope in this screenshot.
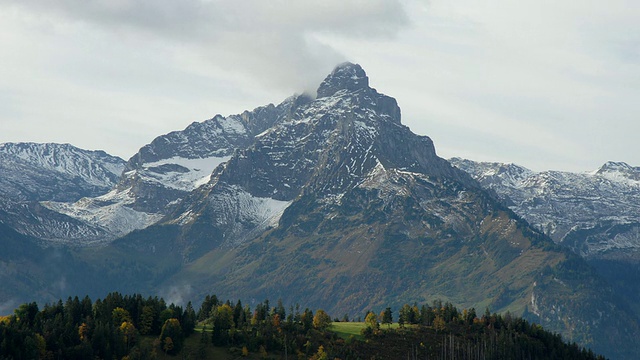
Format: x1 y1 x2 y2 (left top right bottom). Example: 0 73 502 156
450 157 640 322
103 63 640 358
0 143 126 244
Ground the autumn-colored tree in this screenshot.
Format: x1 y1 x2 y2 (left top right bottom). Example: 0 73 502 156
212 303 234 346
119 321 137 352
365 312 379 330
272 313 282 330
433 315 446 332
310 345 328 360
159 318 183 354
78 322 89 342
112 307 132 326
214 303 235 330
163 337 174 354
312 309 332 330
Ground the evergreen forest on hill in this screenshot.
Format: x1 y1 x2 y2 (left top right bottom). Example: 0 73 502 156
0 292 605 360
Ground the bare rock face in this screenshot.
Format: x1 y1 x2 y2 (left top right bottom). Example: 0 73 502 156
316 62 370 98
164 62 474 251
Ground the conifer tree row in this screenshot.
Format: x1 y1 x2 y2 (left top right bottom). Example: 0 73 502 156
0 294 606 359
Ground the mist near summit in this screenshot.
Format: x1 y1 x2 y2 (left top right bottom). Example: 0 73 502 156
4 0 407 93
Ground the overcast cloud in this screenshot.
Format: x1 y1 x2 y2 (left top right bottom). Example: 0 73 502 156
0 0 638 172
3 0 407 90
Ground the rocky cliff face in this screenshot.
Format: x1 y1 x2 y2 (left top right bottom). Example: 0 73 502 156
158 63 474 254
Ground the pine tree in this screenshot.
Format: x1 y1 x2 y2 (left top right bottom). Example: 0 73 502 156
381 307 393 328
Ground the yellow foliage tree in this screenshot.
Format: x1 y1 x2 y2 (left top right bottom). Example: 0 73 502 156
433 315 446 332
313 309 332 330
112 307 132 325
163 337 174 354
310 345 328 360
120 321 137 351
78 322 89 342
35 333 46 359
365 312 379 330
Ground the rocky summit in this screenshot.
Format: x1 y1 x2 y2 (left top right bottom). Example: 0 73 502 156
1 63 639 358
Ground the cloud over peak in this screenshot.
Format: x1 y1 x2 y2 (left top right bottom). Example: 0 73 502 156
7 0 408 92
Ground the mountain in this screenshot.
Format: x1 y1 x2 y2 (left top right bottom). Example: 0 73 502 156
449 158 640 320
0 143 126 244
118 97 303 214
2 99 305 245
88 63 639 358
0 142 125 202
2 63 639 358
0 221 109 313
448 158 640 257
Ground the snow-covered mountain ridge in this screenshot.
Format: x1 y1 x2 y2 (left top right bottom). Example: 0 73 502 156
0 142 125 202
159 62 470 254
450 158 640 256
4 95 306 245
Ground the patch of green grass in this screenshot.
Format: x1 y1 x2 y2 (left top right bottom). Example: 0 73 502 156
331 322 405 341
331 322 366 340
382 323 402 330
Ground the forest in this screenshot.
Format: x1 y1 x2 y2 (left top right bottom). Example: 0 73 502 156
0 292 606 359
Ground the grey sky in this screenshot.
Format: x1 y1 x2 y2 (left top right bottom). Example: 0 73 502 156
0 0 638 172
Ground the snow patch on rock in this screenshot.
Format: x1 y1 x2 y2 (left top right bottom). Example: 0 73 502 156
141 155 231 191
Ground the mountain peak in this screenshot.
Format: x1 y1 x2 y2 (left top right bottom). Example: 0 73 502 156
594 161 640 182
316 62 370 98
596 161 633 173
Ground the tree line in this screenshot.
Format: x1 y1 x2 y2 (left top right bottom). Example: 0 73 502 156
0 293 606 359
0 293 196 359
359 300 606 360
